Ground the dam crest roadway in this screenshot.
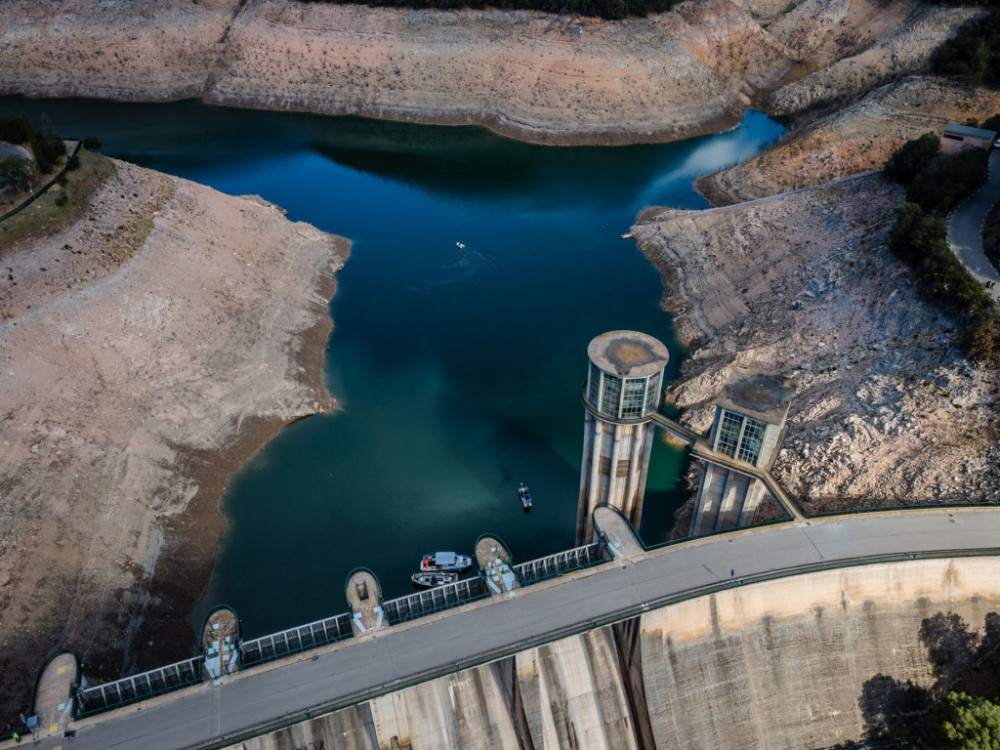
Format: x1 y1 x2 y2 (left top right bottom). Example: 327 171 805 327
14 505 1000 750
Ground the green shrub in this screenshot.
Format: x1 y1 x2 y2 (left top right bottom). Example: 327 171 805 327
886 133 940 184
0 114 30 144
0 154 35 192
929 10 1000 86
906 148 988 215
82 136 101 151
54 193 68 207
888 201 999 362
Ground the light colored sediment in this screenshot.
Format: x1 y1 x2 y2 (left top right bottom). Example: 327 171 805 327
633 173 1000 511
764 5 980 118
0 158 348 728
0 0 975 145
701 76 1000 204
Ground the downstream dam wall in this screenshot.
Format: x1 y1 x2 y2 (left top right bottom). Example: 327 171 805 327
233 557 1000 749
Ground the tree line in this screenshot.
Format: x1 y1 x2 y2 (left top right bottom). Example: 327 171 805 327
929 8 1000 86
884 132 1000 363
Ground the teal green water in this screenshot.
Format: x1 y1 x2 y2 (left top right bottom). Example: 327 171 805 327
2 99 784 636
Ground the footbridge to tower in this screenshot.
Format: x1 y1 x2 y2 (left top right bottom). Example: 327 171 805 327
12 507 1000 750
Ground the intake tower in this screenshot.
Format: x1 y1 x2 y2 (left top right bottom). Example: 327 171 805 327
577 330 669 544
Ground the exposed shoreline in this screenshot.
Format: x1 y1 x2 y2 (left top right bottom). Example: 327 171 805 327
0 162 349 729
130 258 343 674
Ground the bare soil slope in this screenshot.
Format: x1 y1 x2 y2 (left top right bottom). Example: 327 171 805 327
0 159 348 730
633 174 1000 511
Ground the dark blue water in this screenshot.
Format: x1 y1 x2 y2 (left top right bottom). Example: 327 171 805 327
2 99 784 636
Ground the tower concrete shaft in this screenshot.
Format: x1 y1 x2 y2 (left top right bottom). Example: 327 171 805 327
576 331 669 545
577 414 656 544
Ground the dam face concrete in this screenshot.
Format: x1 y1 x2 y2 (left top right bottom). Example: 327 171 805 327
230 557 1000 750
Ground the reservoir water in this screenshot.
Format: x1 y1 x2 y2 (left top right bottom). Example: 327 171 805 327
2 98 784 636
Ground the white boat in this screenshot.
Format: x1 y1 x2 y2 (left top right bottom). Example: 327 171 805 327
518 484 533 510
419 551 472 572
411 571 458 588
456 241 465 249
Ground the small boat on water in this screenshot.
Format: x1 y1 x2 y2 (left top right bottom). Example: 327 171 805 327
419 551 473 572
411 571 458 588
456 241 466 249
518 483 533 510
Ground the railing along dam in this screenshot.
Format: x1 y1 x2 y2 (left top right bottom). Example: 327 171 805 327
15 507 1000 750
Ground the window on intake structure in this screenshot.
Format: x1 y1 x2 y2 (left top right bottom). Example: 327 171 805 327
716 410 743 458
644 372 662 413
587 362 601 408
621 378 646 419
601 374 622 418
737 417 767 466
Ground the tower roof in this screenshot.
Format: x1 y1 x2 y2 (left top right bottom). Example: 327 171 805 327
588 331 669 378
717 373 791 425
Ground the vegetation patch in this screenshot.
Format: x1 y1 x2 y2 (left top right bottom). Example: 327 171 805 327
0 149 114 253
929 9 1000 86
885 133 999 363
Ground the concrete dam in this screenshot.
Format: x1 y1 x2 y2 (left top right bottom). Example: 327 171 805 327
233 555 1000 750
15 335 999 750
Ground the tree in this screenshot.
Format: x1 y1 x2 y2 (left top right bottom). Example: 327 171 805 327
907 149 988 215
0 154 35 193
938 691 1000 750
886 133 941 185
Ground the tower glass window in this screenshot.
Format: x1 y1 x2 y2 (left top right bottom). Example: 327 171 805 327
715 410 744 458
600 374 622 418
644 372 662 413
621 379 647 419
587 362 601 408
737 417 767 465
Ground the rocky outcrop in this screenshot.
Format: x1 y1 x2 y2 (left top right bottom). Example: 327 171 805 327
632 173 1000 509
0 0 976 145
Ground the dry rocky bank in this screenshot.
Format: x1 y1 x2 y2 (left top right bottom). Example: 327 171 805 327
0 159 348 729
0 0 977 145
635 120 1000 515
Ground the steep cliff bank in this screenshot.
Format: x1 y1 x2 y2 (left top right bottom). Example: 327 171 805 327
0 159 348 731
0 0 974 145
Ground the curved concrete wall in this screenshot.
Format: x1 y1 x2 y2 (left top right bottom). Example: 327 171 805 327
231 557 1000 750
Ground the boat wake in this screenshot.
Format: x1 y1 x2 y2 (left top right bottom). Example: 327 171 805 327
409 243 502 298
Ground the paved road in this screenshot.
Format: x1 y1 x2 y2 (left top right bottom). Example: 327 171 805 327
948 148 1000 287
13 507 1000 750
